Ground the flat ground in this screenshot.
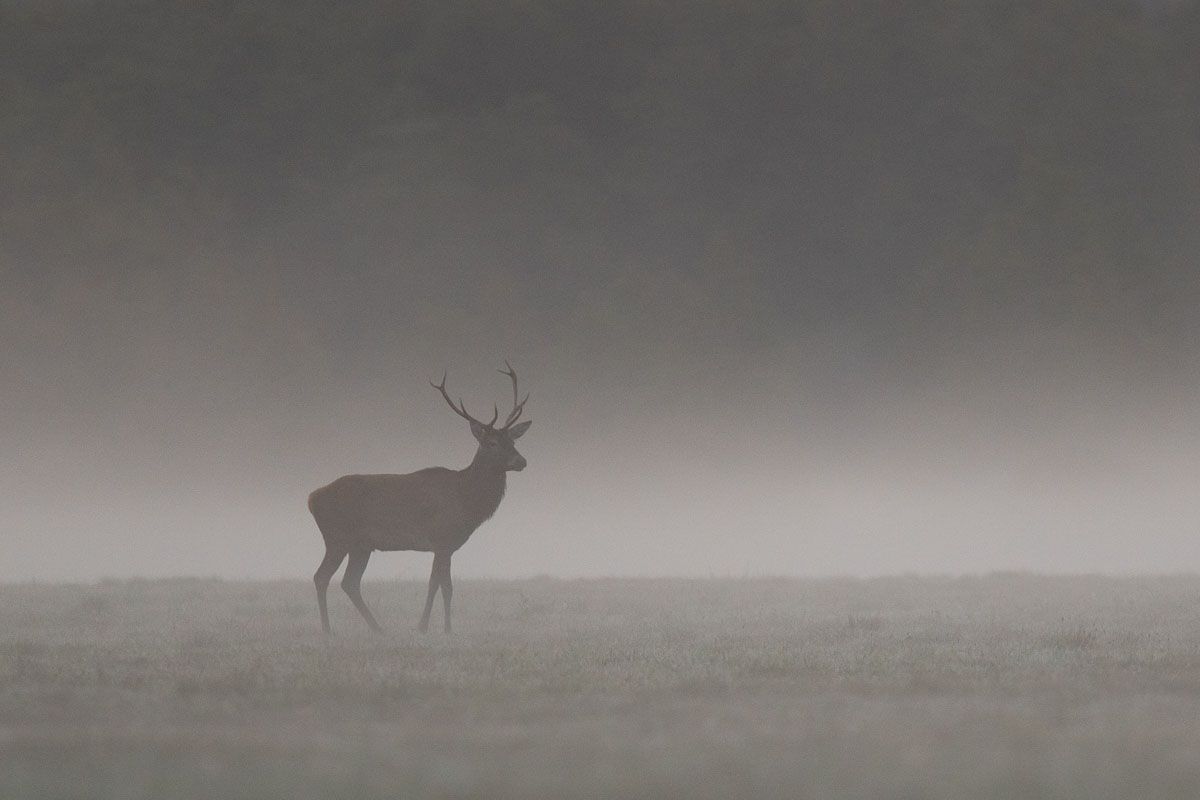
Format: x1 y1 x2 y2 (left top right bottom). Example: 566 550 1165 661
4 575 1200 799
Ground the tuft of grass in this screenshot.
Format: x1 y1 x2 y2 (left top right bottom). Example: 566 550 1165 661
1040 624 1100 651
846 613 885 632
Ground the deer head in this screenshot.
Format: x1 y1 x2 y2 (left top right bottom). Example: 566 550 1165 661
431 361 532 471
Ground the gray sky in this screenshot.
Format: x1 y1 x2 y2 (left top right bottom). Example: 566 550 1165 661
3 1 1199 580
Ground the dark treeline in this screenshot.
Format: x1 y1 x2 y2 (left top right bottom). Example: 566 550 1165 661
2 0 1199 406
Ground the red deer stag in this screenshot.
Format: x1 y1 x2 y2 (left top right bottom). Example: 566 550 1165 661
308 363 532 634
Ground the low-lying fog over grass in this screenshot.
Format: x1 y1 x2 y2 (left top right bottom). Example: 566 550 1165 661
5 575 1200 799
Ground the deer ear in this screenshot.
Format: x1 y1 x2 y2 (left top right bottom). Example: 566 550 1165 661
508 420 532 439
469 419 488 442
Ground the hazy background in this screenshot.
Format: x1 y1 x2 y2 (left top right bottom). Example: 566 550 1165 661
3 0 1199 581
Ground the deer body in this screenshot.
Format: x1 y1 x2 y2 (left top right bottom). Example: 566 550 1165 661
309 363 531 635
309 465 505 554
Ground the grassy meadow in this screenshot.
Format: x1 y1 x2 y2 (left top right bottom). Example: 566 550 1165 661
4 574 1200 798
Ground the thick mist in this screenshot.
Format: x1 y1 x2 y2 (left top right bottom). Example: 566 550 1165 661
3 0 1200 581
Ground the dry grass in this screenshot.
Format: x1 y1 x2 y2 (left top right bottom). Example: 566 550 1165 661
4 575 1200 798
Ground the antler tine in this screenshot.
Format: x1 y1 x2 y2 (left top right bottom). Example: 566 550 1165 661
498 360 529 429
499 361 518 405
430 371 482 425
505 391 529 427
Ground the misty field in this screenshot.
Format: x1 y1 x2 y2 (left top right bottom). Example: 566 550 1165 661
4 576 1200 799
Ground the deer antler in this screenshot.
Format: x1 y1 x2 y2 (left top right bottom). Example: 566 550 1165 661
498 360 529 430
432 364 526 430
430 372 498 428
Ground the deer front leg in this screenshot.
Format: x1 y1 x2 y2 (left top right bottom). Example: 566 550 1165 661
419 552 445 633
440 553 453 634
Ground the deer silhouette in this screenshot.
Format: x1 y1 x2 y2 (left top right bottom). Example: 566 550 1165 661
308 363 531 634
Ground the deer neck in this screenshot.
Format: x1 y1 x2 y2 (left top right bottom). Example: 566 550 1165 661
459 451 507 523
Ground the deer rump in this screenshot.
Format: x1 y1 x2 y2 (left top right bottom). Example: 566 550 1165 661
309 470 483 553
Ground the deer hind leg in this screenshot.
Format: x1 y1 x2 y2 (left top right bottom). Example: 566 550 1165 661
341 548 383 633
314 546 347 634
419 552 445 633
